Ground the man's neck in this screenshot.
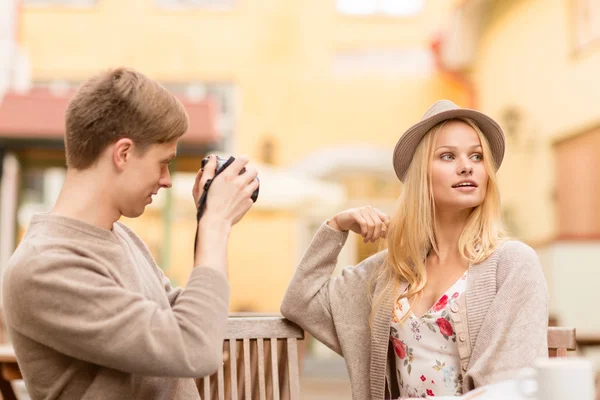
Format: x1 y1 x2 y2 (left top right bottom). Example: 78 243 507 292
50 169 120 231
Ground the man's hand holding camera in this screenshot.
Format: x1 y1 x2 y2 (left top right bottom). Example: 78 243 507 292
192 155 259 274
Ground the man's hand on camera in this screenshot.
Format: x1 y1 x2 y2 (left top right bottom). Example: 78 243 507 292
192 155 258 273
193 155 258 227
192 155 216 209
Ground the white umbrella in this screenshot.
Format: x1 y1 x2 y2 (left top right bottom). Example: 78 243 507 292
249 162 346 212
169 158 347 214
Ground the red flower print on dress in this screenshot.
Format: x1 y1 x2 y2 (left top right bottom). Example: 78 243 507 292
427 389 435 396
452 292 460 299
391 337 406 359
420 375 426 382
436 318 454 336
431 295 448 312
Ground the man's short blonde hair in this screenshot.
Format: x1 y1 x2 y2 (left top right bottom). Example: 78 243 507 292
65 67 188 170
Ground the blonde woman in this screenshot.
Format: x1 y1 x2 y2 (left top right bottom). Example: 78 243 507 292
281 100 548 399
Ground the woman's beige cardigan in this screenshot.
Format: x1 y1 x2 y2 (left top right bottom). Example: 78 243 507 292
281 224 548 400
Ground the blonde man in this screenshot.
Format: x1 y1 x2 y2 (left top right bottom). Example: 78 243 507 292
2 68 258 399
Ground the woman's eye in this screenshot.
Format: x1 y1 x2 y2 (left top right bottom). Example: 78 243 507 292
471 154 483 161
441 154 454 161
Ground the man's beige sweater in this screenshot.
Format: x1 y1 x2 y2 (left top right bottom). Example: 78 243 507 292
2 214 229 400
281 223 549 400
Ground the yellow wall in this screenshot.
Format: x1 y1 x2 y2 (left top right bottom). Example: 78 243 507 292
18 0 468 312
471 0 600 243
122 198 298 313
21 0 464 165
227 210 298 312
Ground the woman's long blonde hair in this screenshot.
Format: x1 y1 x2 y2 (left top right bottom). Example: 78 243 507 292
370 118 508 325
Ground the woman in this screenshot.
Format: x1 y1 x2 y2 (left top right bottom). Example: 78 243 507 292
281 100 548 399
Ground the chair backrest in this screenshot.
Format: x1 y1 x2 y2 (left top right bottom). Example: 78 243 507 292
547 326 576 357
197 315 304 400
0 316 305 400
1 321 570 397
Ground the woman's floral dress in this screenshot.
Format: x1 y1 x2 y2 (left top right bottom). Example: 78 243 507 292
389 271 468 398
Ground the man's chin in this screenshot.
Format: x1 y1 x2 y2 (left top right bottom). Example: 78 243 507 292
121 207 145 219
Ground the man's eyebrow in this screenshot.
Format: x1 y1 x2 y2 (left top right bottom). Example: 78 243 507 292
163 153 177 162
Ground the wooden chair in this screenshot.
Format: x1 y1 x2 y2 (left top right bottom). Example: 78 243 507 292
548 326 577 357
197 315 304 400
0 316 304 400
0 322 571 399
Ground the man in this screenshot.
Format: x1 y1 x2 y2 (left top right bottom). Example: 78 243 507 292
2 67 258 399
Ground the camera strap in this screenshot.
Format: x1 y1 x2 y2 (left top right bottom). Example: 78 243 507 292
193 156 236 257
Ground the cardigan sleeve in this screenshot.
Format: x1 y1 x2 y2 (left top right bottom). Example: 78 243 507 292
281 222 387 356
464 241 549 388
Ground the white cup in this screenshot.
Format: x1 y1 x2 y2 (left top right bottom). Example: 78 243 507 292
518 357 596 400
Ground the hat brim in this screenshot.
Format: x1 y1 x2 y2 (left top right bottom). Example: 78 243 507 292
393 108 505 182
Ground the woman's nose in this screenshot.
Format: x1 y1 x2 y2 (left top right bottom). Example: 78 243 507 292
458 159 473 175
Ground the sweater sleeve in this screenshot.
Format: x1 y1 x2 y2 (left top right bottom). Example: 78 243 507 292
158 265 184 306
465 241 549 387
280 222 387 356
3 250 230 378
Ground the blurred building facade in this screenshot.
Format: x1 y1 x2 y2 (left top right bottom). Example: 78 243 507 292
438 0 600 334
2 0 598 332
0 0 467 315
1 1 599 393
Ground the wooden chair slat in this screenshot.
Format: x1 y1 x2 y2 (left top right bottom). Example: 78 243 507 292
257 338 267 400
217 362 224 400
287 338 300 400
243 338 252 399
271 338 280 400
202 376 210 399
229 340 238 400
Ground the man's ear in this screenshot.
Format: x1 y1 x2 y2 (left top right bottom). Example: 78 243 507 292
113 138 135 171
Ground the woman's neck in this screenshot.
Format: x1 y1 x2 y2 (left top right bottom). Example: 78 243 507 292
432 208 472 263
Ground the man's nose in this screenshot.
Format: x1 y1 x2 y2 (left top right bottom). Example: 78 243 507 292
160 170 172 188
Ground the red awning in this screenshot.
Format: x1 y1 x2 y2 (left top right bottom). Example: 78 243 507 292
0 89 219 145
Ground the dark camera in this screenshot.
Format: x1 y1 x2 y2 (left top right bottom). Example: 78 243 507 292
201 155 259 202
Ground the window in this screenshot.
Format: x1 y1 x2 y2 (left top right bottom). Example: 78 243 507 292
23 0 96 7
155 0 235 9
573 0 600 50
17 167 65 239
33 80 81 94
337 0 424 16
333 48 434 77
162 82 236 152
20 169 46 205
555 127 600 238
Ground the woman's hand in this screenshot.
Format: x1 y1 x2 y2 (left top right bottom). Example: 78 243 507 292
328 206 390 243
